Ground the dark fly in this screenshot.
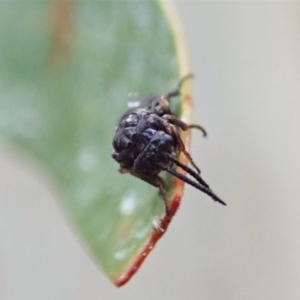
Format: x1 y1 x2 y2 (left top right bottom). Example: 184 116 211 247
112 74 226 215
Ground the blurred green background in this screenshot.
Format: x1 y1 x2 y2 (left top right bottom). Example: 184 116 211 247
1 1 300 299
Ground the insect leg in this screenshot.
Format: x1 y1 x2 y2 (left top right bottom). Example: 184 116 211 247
118 167 129 174
149 98 172 115
161 165 226 206
157 98 171 114
162 114 207 137
168 154 210 188
129 171 170 216
166 123 201 174
161 73 194 99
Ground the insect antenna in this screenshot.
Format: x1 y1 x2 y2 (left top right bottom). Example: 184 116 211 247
168 154 210 188
163 73 194 99
161 164 226 206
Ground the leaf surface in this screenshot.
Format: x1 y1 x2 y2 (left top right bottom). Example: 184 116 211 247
0 0 192 286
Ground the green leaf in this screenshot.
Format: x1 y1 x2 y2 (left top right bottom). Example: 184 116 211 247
0 0 192 286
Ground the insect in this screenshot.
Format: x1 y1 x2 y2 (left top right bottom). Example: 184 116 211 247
112 74 226 215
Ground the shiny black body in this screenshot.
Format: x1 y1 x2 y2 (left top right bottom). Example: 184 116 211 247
112 75 225 215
